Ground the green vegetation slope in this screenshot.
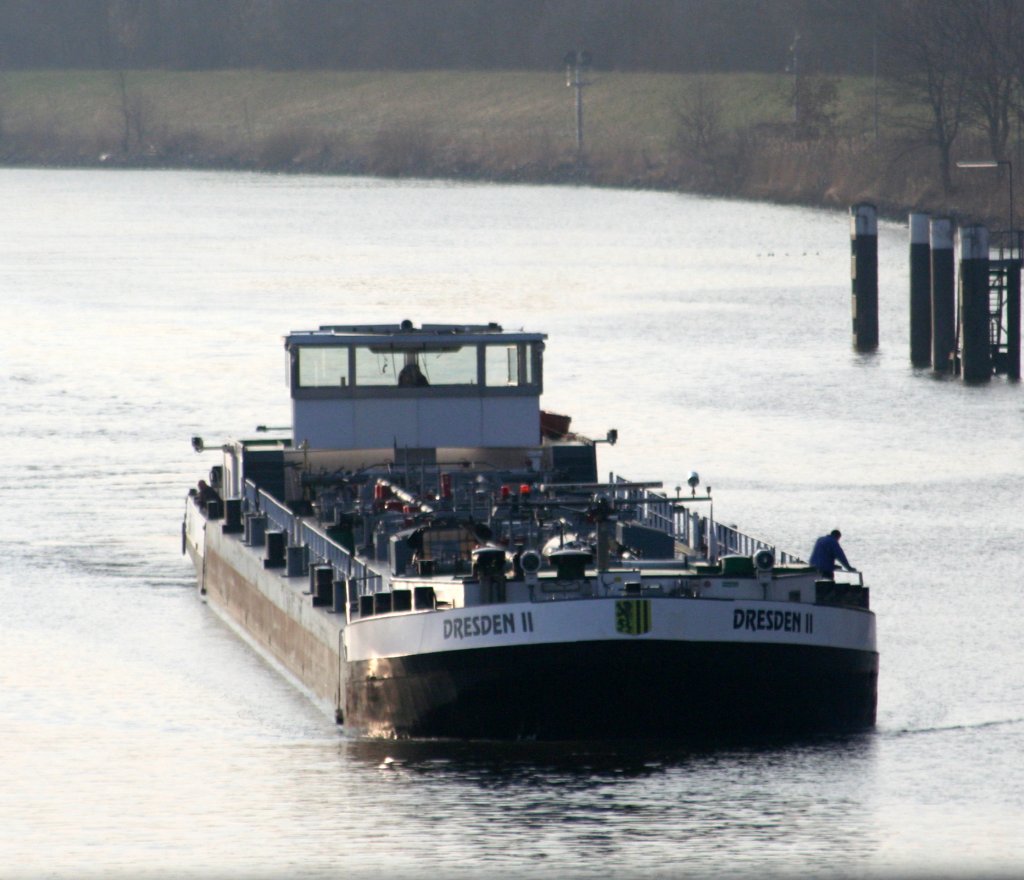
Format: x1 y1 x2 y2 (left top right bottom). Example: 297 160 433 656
0 69 1012 227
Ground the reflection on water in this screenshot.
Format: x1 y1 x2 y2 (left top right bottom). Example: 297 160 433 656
343 731 878 779
335 735 881 878
0 169 1022 877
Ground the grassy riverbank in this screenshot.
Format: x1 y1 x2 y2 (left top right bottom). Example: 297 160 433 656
0 69 1012 227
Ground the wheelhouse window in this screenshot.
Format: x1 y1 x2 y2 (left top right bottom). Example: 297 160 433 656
292 339 540 391
354 345 478 386
418 345 477 385
297 346 349 387
354 346 403 386
485 343 535 387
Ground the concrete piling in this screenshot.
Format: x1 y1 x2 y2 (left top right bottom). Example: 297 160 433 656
858 208 1018 384
930 217 956 372
959 225 991 383
850 203 879 351
1007 260 1021 380
909 213 932 366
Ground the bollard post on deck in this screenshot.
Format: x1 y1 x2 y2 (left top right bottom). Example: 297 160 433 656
850 203 879 351
930 217 956 372
959 225 992 383
909 213 932 366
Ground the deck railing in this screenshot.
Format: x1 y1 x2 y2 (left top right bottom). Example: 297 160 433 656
240 474 803 599
300 520 384 595
243 479 383 595
609 474 801 565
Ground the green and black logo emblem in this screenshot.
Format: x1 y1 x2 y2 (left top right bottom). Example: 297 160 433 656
615 599 652 635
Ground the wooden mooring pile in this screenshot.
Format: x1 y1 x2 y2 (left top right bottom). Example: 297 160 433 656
850 202 1021 382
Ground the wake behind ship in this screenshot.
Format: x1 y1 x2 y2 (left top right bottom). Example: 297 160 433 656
182 320 877 740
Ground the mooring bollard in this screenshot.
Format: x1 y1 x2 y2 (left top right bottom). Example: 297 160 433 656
959 225 991 383
222 497 244 534
311 566 334 607
286 544 308 578
930 217 956 372
244 513 267 547
263 530 287 568
909 213 932 366
850 203 878 351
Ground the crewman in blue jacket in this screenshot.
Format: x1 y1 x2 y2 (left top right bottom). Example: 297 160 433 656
809 529 853 579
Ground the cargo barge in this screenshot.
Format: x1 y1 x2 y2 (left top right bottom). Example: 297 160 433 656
182 320 877 739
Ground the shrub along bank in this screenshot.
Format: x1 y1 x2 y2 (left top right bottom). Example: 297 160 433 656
0 69 1013 228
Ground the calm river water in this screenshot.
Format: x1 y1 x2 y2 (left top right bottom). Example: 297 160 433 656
1 169 1022 879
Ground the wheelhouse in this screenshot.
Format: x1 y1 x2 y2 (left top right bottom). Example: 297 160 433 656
286 321 546 451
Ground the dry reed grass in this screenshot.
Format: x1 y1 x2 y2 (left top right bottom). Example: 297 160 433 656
0 68 1015 228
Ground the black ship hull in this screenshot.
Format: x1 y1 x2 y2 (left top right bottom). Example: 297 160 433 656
346 640 878 741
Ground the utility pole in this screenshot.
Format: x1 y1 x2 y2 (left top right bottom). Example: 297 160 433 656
872 0 879 143
564 49 592 160
787 32 800 127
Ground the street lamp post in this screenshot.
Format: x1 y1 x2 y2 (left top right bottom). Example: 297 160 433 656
956 158 1021 380
956 159 1015 254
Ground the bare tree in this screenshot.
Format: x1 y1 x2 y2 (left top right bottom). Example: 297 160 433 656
794 73 839 139
956 0 1017 161
1007 4 1024 158
676 78 723 161
114 68 150 153
884 0 972 192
